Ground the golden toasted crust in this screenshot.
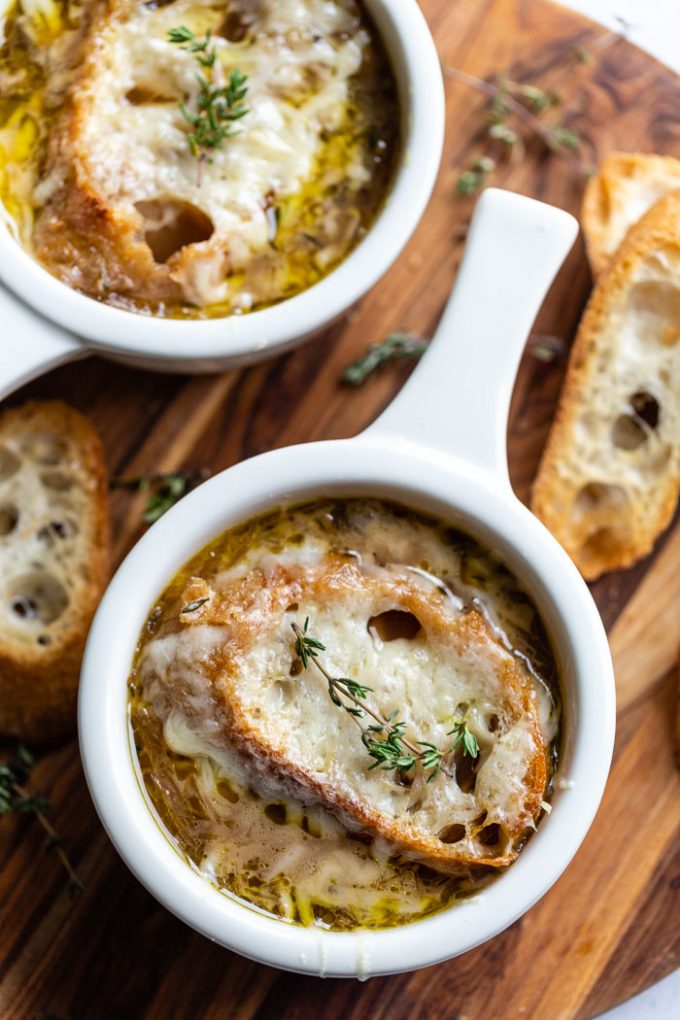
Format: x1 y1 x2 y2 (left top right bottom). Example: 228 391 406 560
0 401 110 743
582 152 680 276
532 193 680 579
176 560 549 872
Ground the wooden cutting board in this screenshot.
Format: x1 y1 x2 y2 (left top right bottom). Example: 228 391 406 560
1 1 679 1016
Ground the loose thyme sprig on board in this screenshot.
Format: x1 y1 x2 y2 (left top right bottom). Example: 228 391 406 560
0 746 84 897
446 66 589 196
168 26 248 172
110 469 209 524
291 619 479 781
342 332 429 386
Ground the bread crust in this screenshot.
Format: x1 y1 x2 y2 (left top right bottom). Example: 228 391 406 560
582 152 680 276
0 401 110 743
532 193 680 579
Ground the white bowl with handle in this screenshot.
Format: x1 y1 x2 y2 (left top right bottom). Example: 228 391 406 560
79 189 615 978
0 0 444 397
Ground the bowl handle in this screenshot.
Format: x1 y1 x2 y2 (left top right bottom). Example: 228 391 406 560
365 188 578 487
0 286 83 401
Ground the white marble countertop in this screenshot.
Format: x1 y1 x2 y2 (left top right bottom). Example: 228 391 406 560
555 5 679 1017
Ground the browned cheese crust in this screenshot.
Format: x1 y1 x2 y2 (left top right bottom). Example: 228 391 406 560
171 559 549 872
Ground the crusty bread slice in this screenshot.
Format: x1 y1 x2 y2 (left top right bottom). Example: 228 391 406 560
532 193 680 580
141 556 551 872
582 152 680 276
0 401 110 743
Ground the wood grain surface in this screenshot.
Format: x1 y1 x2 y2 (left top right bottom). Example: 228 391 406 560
1 1 680 1017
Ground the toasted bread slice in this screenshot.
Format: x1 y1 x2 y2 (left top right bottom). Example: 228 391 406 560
0 401 110 743
532 193 680 579
582 152 680 276
140 556 551 872
31 0 382 313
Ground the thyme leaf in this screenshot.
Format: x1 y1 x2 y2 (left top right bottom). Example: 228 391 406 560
446 65 590 195
168 26 248 169
342 332 429 386
448 719 480 760
110 470 209 524
0 746 84 896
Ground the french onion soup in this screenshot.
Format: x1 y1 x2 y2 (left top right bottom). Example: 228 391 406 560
129 498 562 931
0 0 399 316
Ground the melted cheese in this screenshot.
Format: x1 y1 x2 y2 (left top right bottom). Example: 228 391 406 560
129 499 561 931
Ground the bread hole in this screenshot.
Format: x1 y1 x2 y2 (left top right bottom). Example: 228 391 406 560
21 432 68 465
572 481 627 517
346 828 372 845
286 602 299 612
628 279 680 340
135 199 214 264
0 445 21 482
264 803 287 826
367 610 421 642
452 744 479 794
580 527 627 563
612 391 661 451
612 414 647 451
37 634 52 646
406 798 423 815
8 572 69 625
630 391 660 429
126 84 178 105
275 680 293 704
0 504 18 535
217 5 258 42
438 823 466 844
38 519 76 545
41 471 72 491
478 823 501 847
488 713 499 733
216 778 239 804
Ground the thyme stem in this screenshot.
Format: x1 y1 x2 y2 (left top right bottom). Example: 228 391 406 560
291 621 467 779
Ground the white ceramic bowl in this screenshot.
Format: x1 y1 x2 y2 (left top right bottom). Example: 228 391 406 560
0 0 444 398
79 190 616 978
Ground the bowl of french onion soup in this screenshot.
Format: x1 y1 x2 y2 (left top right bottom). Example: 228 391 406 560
79 191 615 977
0 0 443 368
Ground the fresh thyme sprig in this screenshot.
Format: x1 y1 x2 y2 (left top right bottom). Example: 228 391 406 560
342 332 429 386
292 620 478 781
168 26 248 172
446 66 588 196
109 469 209 524
0 746 84 897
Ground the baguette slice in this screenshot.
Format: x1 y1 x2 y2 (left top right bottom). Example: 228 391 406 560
0 401 110 743
532 193 680 580
582 152 680 276
140 557 551 872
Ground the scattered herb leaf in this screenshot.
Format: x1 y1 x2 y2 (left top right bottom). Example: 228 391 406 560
0 746 84 896
446 64 590 194
181 596 210 614
448 718 480 760
342 332 429 386
109 470 209 524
